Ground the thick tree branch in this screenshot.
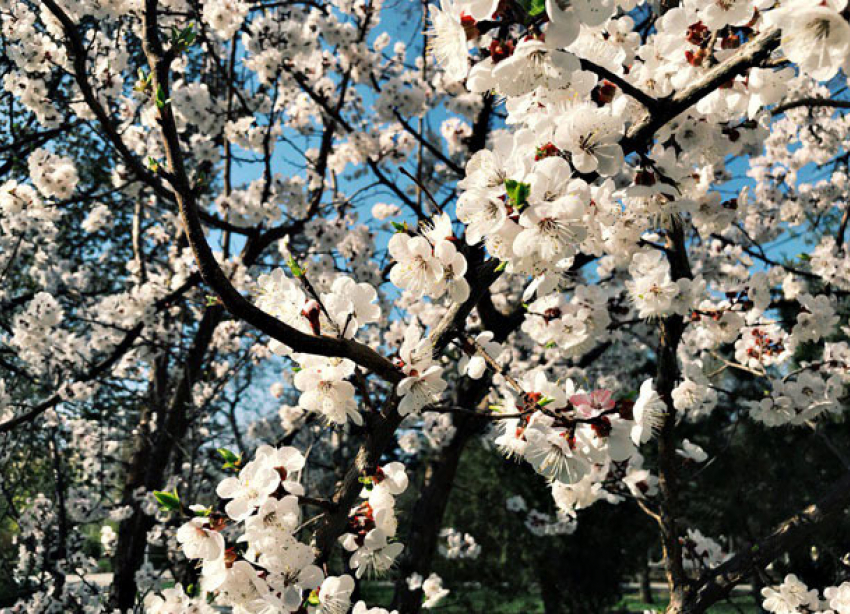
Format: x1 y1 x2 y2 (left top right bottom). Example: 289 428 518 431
684 470 850 613
622 29 780 153
138 0 402 385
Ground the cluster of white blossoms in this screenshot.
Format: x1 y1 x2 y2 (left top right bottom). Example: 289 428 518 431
174 446 402 614
679 528 729 571
255 269 382 425
438 527 481 560
406 573 450 609
762 574 850 614
507 494 577 536
27 148 78 200
2 0 850 608
340 462 409 578
388 213 470 303
492 372 665 510
395 324 449 416
626 250 705 320
202 0 249 39
522 285 610 356
411 0 850 497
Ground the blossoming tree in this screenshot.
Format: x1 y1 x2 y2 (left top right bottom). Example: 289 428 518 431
1 0 850 612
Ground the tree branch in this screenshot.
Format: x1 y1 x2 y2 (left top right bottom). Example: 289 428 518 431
685 470 850 613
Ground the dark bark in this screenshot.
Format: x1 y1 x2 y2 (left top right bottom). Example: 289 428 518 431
655 220 692 612
390 412 482 613
110 306 223 610
675 469 850 613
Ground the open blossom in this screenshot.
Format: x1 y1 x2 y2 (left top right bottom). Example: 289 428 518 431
318 575 356 614
570 389 615 419
397 366 448 415
554 105 624 176
372 462 409 497
456 190 508 245
513 195 587 262
492 40 580 96
765 0 850 81
396 325 448 415
294 355 362 425
428 0 469 82
524 416 591 484
349 529 405 578
631 379 666 445
176 518 225 561
761 574 820 613
244 495 301 538
321 276 381 337
388 234 442 297
216 459 281 520
214 446 304 523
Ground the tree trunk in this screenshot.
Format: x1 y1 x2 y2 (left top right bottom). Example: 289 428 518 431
390 414 480 614
110 306 222 610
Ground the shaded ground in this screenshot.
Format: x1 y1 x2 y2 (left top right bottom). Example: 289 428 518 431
359 583 760 613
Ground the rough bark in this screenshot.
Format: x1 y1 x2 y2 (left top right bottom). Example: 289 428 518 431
656 220 693 612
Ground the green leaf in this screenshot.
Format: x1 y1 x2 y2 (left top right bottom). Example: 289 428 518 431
172 24 196 51
307 590 321 606
217 448 240 464
495 260 508 272
537 396 555 407
154 85 170 110
516 0 547 20
287 256 304 277
527 0 546 17
154 489 180 511
217 448 241 471
391 221 407 233
797 253 811 261
505 179 531 210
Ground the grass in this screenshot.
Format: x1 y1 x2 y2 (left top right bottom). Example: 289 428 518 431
359 583 761 613
616 592 759 613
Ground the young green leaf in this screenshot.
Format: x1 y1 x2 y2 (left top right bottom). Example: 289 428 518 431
154 489 180 511
505 178 531 209
287 256 304 277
